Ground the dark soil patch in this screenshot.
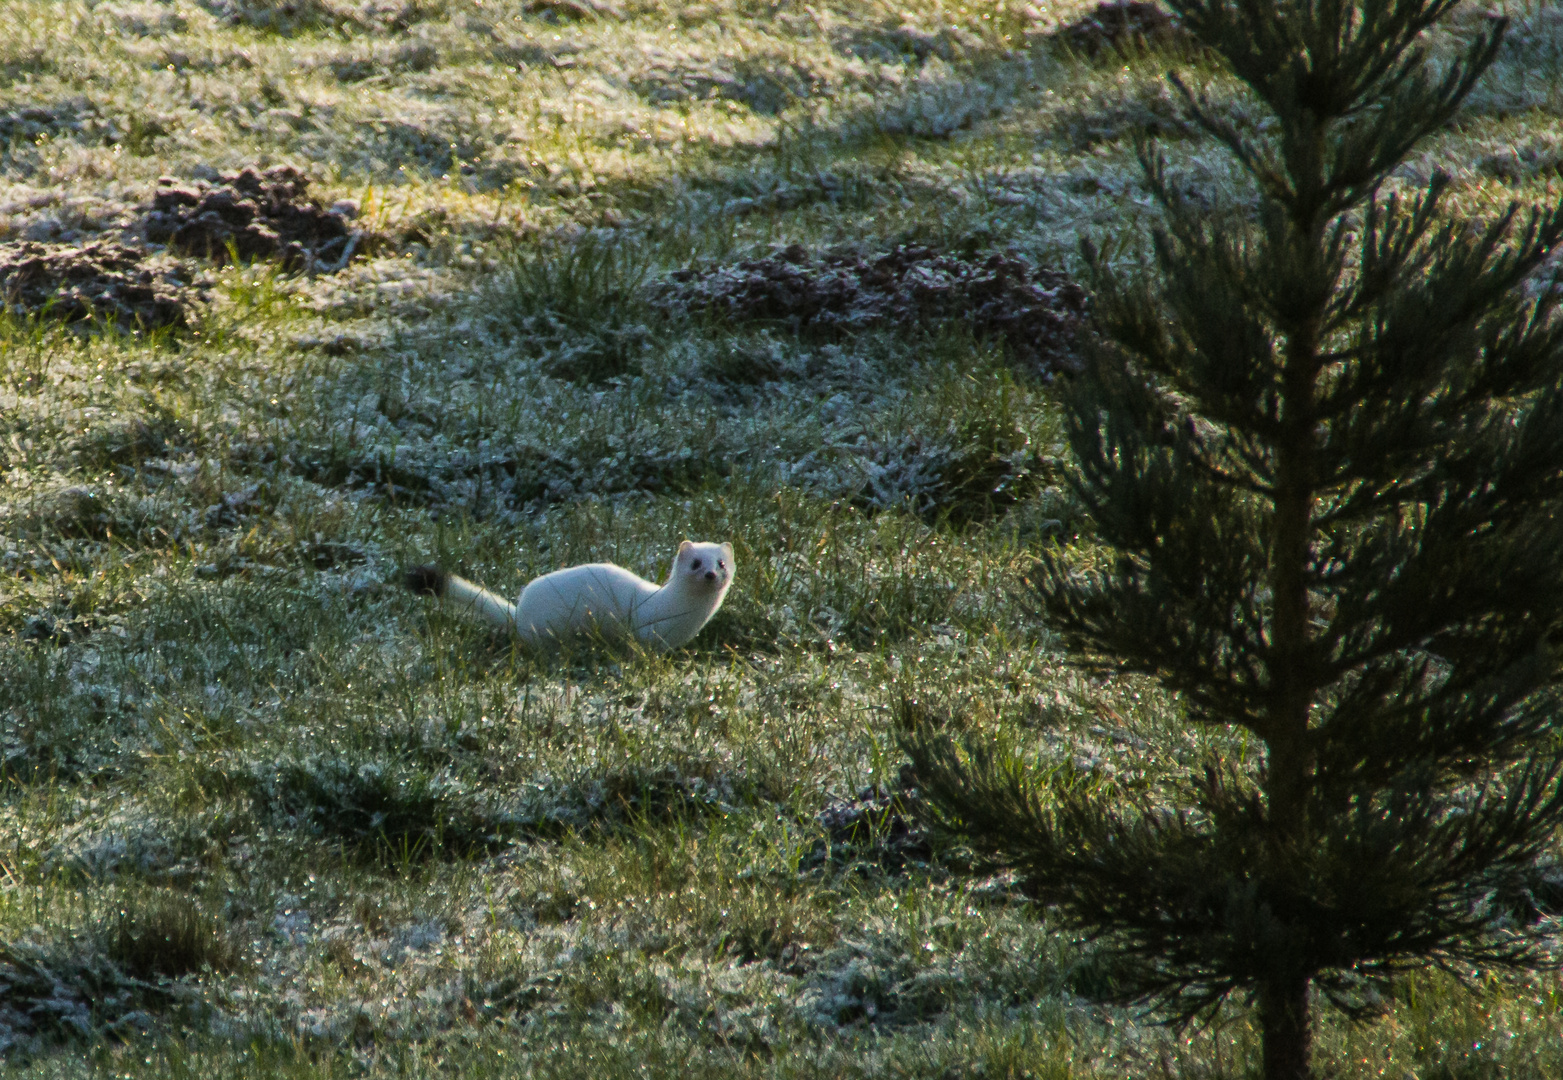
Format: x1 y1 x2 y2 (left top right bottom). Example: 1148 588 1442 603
201 0 428 35
629 57 824 114
0 942 185 1058
143 165 367 272
537 324 649 384
18 610 98 645
0 104 84 146
495 232 652 384
835 24 969 64
0 240 195 330
103 891 243 981
1496 861 1563 925
1056 85 1200 150
698 339 794 387
230 755 752 860
651 242 1089 379
1477 142 1563 182
70 411 187 470
289 447 437 505
7 485 170 545
1053 1 1192 57
809 771 932 874
844 411 1054 527
519 763 750 837
287 435 719 516
230 755 509 860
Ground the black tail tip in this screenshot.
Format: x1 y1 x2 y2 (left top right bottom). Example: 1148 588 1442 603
403 564 449 597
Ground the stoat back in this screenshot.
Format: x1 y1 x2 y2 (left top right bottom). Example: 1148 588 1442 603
514 562 659 646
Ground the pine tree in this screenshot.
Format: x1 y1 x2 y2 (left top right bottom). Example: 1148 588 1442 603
902 3 1563 1078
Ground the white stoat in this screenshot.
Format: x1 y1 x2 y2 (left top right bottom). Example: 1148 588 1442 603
405 540 734 652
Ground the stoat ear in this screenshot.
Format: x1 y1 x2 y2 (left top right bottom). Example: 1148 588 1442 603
721 542 733 560
677 540 693 554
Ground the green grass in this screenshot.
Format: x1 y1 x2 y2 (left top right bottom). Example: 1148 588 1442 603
2 0 1563 1074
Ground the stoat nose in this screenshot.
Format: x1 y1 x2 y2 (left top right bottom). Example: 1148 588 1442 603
704 570 718 582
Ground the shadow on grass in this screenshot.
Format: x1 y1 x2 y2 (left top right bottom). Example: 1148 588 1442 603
216 751 766 863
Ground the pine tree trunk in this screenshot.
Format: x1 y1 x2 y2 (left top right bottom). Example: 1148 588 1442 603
1259 972 1314 1080
1265 242 1323 1080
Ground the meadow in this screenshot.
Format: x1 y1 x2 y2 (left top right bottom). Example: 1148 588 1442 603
2 0 1563 1074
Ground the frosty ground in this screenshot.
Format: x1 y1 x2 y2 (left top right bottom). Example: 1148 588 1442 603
2 1 1563 1075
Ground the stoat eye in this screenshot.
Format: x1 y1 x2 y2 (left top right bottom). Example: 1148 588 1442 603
717 560 725 568
691 559 702 570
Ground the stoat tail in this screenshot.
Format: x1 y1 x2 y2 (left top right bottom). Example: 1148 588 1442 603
404 565 516 631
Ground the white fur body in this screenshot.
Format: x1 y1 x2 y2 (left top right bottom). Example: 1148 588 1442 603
438 541 733 651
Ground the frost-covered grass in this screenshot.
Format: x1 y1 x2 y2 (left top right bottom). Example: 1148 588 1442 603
3 0 1563 1074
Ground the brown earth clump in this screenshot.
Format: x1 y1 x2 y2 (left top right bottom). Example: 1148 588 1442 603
143 164 364 271
0 240 195 330
652 242 1090 378
1054 1 1190 56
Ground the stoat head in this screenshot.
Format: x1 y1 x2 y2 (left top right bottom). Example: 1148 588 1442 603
671 539 734 595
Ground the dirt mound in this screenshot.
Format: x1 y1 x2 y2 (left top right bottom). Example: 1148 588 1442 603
1055 1 1189 56
143 165 363 271
0 240 195 330
652 242 1089 377
0 165 363 330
